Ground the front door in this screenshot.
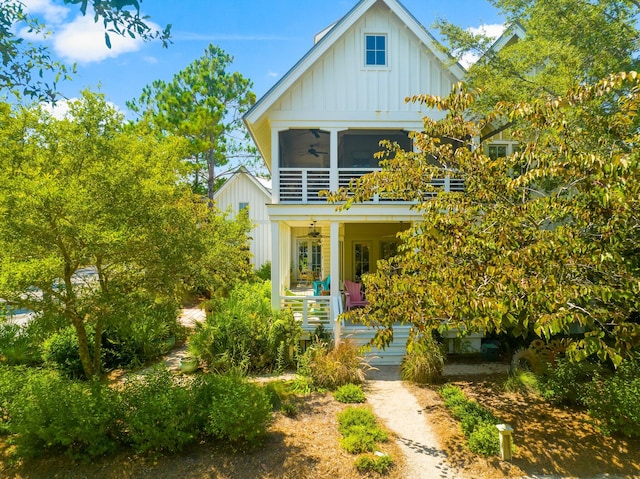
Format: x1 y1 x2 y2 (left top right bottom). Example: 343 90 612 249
297 239 322 282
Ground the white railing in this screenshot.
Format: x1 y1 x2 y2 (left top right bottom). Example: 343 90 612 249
280 295 332 331
278 167 465 203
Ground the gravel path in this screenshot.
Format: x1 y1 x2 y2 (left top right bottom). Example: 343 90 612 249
366 367 461 479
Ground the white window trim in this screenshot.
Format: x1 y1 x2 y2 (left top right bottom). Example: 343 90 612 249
363 33 389 69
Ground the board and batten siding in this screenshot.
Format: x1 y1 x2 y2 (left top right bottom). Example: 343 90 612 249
214 173 272 268
271 2 456 118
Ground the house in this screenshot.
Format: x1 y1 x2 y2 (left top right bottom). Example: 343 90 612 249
243 0 479 363
213 167 272 269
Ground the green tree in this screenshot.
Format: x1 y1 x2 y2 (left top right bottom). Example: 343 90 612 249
127 44 257 199
0 0 171 101
0 91 252 378
329 73 640 365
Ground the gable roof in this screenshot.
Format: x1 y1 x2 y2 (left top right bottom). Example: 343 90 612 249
243 0 466 167
213 166 272 201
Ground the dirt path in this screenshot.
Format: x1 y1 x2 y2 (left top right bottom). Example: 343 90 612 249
366 367 461 479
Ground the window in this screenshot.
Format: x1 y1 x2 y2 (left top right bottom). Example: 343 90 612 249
239 202 249 211
353 242 371 281
488 144 507 160
365 34 386 66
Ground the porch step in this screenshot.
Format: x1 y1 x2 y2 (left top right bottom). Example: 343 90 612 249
342 324 411 366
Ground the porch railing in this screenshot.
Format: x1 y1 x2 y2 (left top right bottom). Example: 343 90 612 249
280 295 332 331
278 167 464 203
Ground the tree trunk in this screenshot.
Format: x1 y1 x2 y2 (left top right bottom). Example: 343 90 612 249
207 146 215 202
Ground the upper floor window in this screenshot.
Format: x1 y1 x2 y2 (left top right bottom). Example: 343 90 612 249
488 144 507 160
365 34 386 66
239 202 249 211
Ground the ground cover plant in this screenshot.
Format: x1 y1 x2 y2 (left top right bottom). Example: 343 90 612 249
334 383 366 403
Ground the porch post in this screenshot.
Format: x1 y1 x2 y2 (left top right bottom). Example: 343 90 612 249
329 129 339 192
271 128 280 204
330 220 341 345
271 221 281 311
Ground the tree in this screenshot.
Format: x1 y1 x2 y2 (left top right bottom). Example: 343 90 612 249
127 44 257 199
0 0 171 101
0 91 253 378
435 0 640 114
329 73 640 365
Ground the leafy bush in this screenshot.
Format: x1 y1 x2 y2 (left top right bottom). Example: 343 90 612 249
468 422 500 456
538 356 601 406
401 335 444 384
439 385 501 457
337 407 388 455
0 366 29 435
255 261 271 281
355 453 394 474
503 370 539 394
334 383 366 403
202 374 273 446
4 368 119 458
304 339 366 390
41 326 87 379
189 281 301 373
0 322 41 365
583 356 640 437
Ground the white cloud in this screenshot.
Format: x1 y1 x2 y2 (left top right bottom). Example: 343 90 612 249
19 0 157 64
22 0 70 25
458 23 506 68
267 70 278 78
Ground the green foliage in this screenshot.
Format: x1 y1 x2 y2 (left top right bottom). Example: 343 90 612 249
355 453 394 474
439 385 501 457
202 374 273 446
337 407 388 454
503 370 539 394
119 366 203 454
189 281 301 373
127 44 257 200
538 356 601 406
583 356 640 437
401 334 444 384
468 422 501 457
0 322 41 365
302 339 366 390
255 261 271 281
334 383 366 403
41 327 88 379
4 368 119 458
328 72 640 365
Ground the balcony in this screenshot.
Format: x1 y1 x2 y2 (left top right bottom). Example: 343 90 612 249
277 167 464 203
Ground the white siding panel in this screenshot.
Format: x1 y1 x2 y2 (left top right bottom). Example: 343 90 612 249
270 3 456 120
214 174 272 268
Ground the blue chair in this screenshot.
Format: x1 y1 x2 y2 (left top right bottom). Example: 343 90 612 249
313 275 331 296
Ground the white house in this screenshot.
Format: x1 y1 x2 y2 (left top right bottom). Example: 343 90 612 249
213 167 272 269
243 0 478 363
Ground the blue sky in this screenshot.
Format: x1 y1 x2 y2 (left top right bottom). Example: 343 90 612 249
19 0 505 115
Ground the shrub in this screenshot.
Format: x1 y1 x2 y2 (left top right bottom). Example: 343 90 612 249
468 421 501 456
401 335 444 384
337 407 388 455
304 339 366 390
503 370 539 394
583 356 640 437
202 374 273 446
41 326 88 379
334 383 366 403
5 368 119 458
439 385 501 457
255 261 271 281
355 453 395 474
538 356 601 406
119 366 202 454
189 281 301 373
0 323 41 365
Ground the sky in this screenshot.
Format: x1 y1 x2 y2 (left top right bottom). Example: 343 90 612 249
17 0 506 116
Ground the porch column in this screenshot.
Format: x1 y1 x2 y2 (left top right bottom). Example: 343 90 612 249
329 129 339 192
330 220 341 345
271 221 281 311
271 128 280 204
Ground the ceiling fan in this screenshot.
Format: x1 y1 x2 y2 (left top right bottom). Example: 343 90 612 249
300 221 327 239
308 145 329 157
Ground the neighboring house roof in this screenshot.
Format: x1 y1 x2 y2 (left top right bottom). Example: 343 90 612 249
483 22 526 61
213 166 272 201
243 0 467 170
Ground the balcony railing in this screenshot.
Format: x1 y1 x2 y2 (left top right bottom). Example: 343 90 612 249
281 295 332 331
278 167 465 203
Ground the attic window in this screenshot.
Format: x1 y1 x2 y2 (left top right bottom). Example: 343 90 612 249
365 34 386 66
